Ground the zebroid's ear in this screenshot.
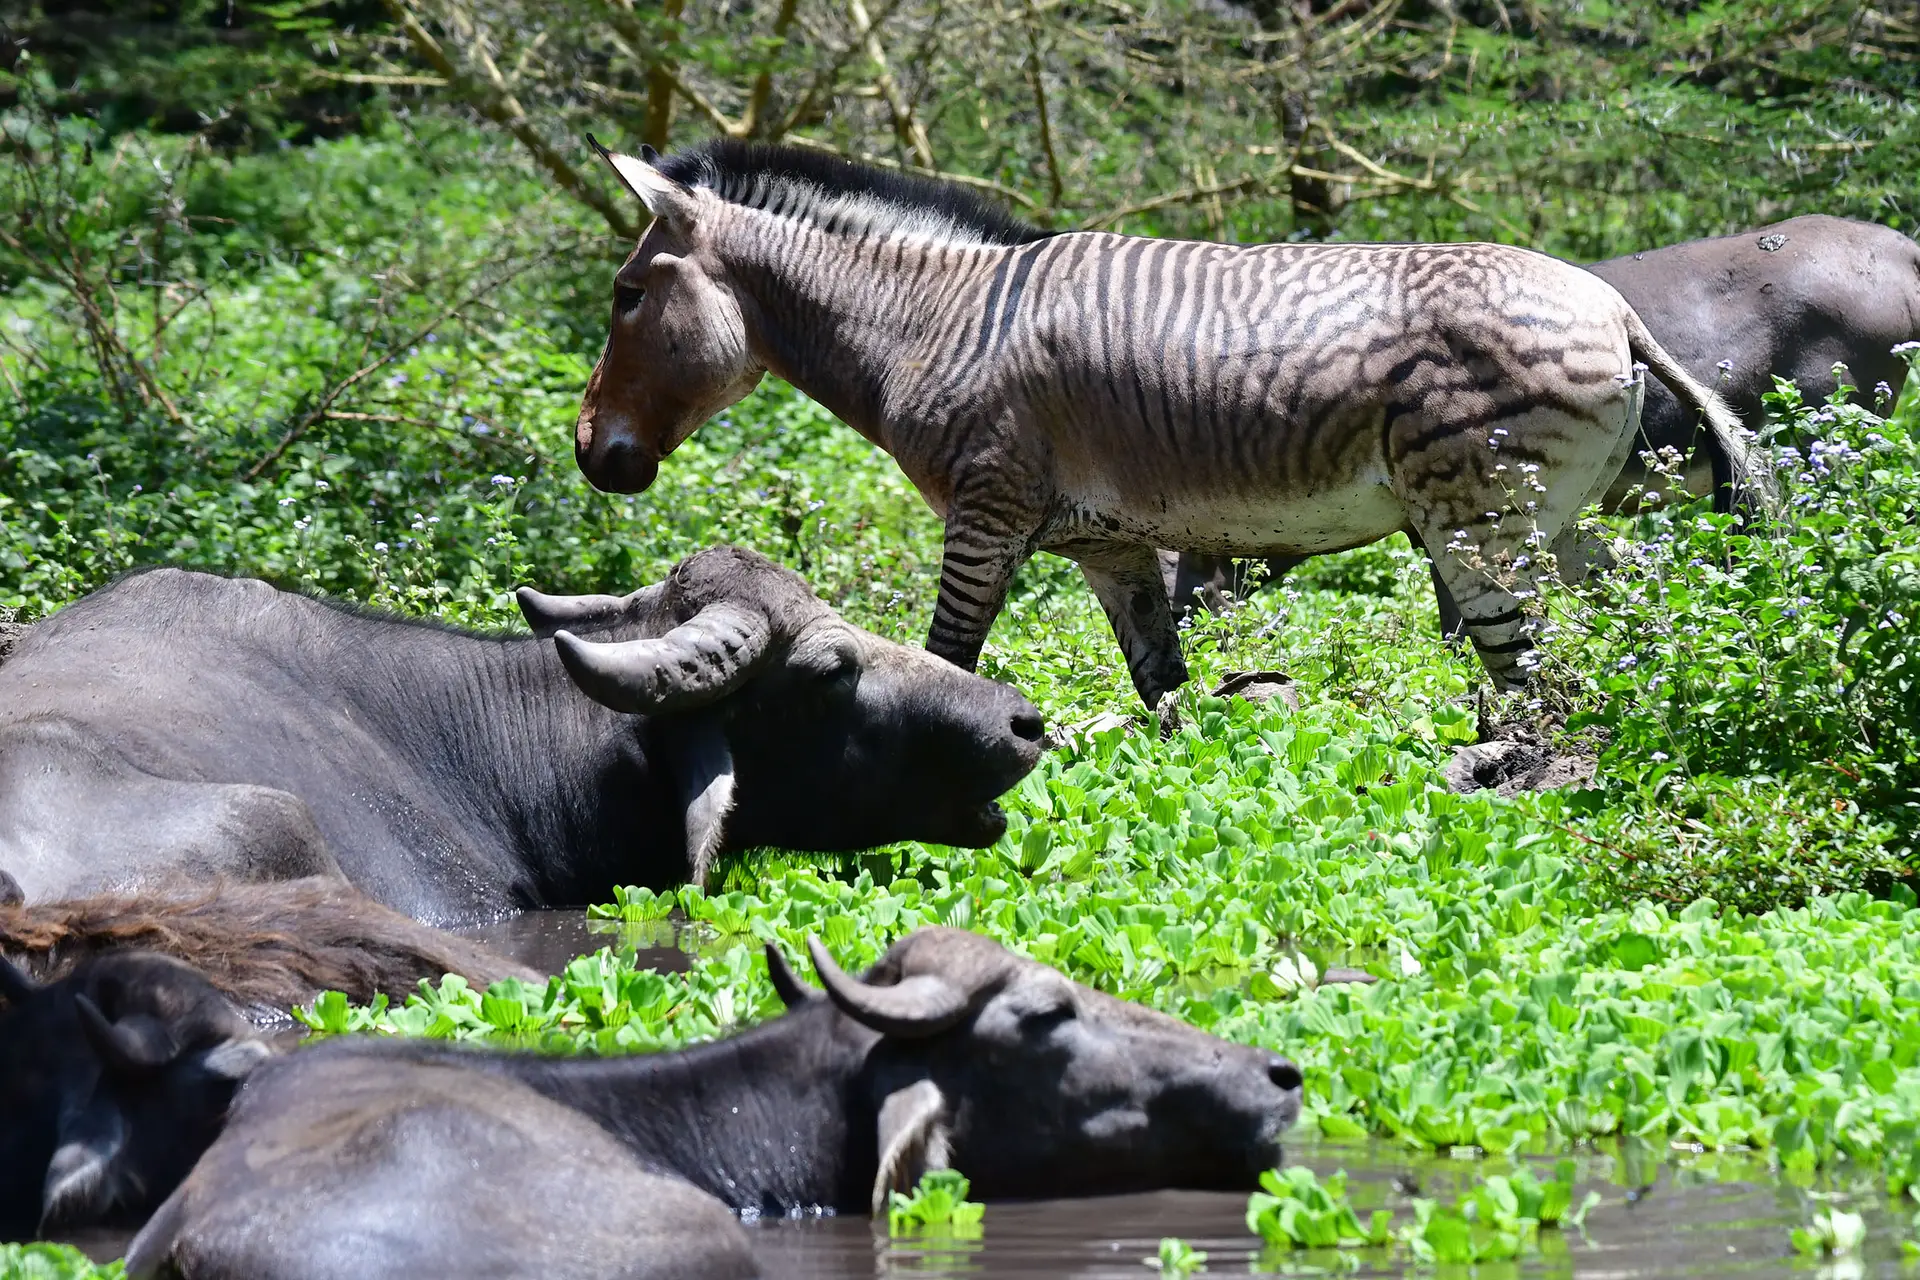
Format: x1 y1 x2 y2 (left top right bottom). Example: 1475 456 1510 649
588 135 696 227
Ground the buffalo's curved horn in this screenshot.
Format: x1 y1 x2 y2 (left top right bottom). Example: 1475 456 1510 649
807 936 968 1039
73 995 174 1076
554 601 771 716
516 583 663 639
765 943 819 1010
0 954 35 1004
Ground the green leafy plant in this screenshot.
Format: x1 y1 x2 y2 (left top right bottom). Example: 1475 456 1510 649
887 1170 985 1237
1399 1163 1597 1266
0 1244 127 1279
1544 362 1920 910
1245 1167 1392 1250
1791 1208 1867 1258
1146 1237 1208 1274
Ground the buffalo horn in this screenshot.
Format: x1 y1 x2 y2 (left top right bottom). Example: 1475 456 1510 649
554 601 771 716
764 943 819 1010
0 954 35 1004
516 583 662 639
807 936 968 1038
73 995 175 1076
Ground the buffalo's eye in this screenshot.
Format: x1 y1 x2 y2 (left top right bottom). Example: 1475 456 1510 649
1018 1000 1076 1034
814 653 857 687
614 284 645 314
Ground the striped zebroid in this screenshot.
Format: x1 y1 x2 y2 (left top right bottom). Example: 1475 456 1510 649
572 139 1767 707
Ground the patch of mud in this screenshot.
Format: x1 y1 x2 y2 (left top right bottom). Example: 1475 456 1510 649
1212 669 1299 712
1444 738 1596 797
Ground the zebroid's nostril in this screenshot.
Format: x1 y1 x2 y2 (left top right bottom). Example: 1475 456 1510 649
1268 1058 1304 1092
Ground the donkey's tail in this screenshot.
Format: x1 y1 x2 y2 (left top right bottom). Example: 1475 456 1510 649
1623 305 1781 516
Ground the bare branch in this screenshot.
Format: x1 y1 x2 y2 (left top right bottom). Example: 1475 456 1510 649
378 0 637 239
1024 0 1064 207
849 0 934 166
741 0 802 140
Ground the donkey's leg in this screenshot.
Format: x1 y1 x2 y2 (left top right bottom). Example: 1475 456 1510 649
1075 543 1189 708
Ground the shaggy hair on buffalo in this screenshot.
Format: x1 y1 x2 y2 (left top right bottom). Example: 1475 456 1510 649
654 138 1054 249
0 878 540 1020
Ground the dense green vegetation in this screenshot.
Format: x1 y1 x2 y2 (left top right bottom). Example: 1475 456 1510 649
5 0 1920 1270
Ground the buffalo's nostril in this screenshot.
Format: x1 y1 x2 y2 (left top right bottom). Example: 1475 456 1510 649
1269 1058 1303 1092
1010 709 1045 742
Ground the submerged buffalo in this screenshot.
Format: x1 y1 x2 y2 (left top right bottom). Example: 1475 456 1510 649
0 951 268 1241
0 547 1043 924
1171 215 1920 620
132 1053 761 1280
127 928 1304 1278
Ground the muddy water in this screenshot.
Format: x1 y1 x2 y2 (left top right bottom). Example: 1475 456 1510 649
454 908 698 975
468 911 1916 1277
746 1145 1915 1277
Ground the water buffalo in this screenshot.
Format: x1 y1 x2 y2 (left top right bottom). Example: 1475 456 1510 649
0 951 268 1241
0 546 1044 925
2 878 541 1019
1170 215 1920 623
130 1054 761 1280
127 928 1304 1277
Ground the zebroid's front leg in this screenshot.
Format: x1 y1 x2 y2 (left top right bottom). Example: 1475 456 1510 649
924 468 1046 671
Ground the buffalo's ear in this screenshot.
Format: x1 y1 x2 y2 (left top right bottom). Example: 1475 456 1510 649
588 135 696 228
41 1105 127 1232
199 1037 271 1081
870 1079 951 1217
674 719 736 889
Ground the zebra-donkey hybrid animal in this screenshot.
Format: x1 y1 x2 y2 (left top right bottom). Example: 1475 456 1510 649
573 139 1767 707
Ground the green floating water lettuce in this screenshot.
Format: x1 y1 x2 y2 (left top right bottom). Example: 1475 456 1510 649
887 1170 985 1236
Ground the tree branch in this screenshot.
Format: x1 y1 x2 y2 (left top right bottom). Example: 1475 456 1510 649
379 0 637 239
850 0 934 166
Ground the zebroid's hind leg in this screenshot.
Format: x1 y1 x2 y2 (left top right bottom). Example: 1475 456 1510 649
1410 369 1647 690
1073 543 1190 708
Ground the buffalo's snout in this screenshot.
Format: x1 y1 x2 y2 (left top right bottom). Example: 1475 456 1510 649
972 681 1045 788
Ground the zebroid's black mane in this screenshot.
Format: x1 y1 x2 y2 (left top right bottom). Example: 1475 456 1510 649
653 138 1053 248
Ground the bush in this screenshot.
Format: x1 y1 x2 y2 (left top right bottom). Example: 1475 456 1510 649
1538 358 1920 910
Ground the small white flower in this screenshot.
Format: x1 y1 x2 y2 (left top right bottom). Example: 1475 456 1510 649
1651 750 1669 762
491 474 515 487
374 542 388 552
278 497 296 508
1715 358 1734 373
1891 340 1920 356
